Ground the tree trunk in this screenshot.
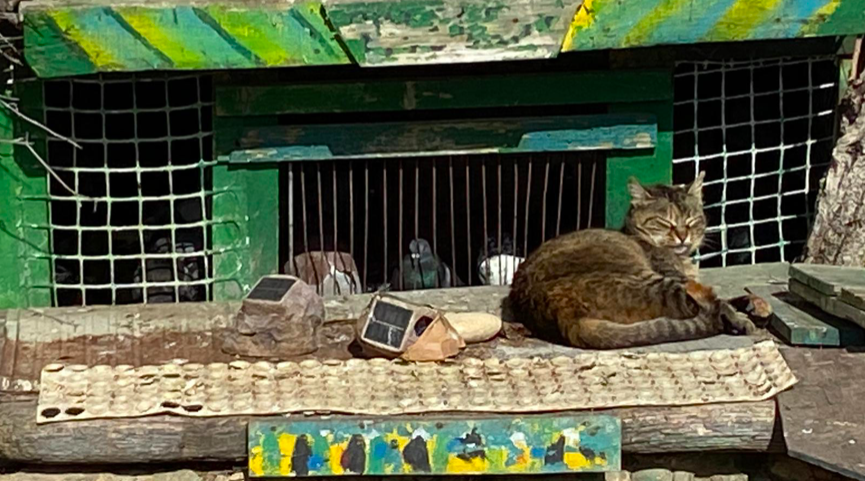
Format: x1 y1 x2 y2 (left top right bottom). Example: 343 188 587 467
805 71 865 266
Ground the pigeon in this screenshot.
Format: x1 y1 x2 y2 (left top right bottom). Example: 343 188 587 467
391 238 452 290
476 234 524 286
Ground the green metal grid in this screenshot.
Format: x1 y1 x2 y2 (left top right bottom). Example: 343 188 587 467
672 56 838 267
36 73 217 306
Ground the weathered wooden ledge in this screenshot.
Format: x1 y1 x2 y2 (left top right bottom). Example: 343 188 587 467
0 397 780 464
0 263 792 464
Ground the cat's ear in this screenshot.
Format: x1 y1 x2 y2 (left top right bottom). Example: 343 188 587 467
687 171 706 199
627 176 652 204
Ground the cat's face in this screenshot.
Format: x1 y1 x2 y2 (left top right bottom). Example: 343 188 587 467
625 172 707 255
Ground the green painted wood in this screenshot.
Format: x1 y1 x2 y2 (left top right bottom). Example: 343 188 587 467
222 114 657 163
211 164 280 300
605 97 673 229
20 0 865 77
746 284 863 347
215 70 673 116
562 0 865 52
0 79 52 308
789 279 865 331
248 414 621 477
788 264 865 297
22 3 352 78
840 287 865 312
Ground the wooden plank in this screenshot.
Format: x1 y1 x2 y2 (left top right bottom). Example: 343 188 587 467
21 0 865 77
840 287 865 312
788 264 865 297
0 397 778 464
788 279 865 331
309 0 579 67
561 0 865 52
745 285 863 347
214 70 673 116
777 348 865 481
22 3 352 78
222 113 657 163
248 415 621 477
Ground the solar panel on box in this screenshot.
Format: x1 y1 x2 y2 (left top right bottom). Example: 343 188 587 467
356 294 464 360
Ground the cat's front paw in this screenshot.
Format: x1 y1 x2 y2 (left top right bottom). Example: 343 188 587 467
684 280 718 309
719 302 757 335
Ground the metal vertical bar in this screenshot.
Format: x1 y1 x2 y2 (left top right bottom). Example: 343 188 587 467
556 157 564 236
398 159 404 290
576 161 582 230
432 159 439 287
496 158 502 283
588 159 597 227
287 165 297 276
481 157 489 282
512 158 518 256
464 158 472 286
363 160 369 291
332 162 342 296
448 157 457 288
413 159 423 287
523 156 532 258
300 165 320 289
316 163 326 295
541 156 550 242
383 161 388 288
349 161 355 292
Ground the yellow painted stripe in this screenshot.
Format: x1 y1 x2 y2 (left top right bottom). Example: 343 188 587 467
562 0 597 51
204 7 293 65
50 10 119 67
116 8 207 66
800 0 842 35
702 0 785 41
622 0 692 47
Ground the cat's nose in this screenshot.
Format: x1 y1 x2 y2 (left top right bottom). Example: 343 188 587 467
674 229 688 243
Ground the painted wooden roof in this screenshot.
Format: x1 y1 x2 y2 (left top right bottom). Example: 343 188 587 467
21 0 865 77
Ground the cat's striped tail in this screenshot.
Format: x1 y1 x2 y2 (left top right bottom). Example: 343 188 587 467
560 311 725 349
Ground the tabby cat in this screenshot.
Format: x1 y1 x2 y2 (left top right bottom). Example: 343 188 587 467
508 172 755 349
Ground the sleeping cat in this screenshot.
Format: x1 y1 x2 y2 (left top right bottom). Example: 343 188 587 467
508 172 755 349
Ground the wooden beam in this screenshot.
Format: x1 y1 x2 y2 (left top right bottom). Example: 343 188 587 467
840 287 865 312
788 279 865 330
214 70 673 117
746 284 863 347
788 264 865 297
0 398 778 464
22 3 352 78
561 0 865 52
21 0 865 77
221 113 657 163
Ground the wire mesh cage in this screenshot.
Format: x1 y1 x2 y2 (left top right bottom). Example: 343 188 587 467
285 153 606 295
672 56 838 267
42 74 215 306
